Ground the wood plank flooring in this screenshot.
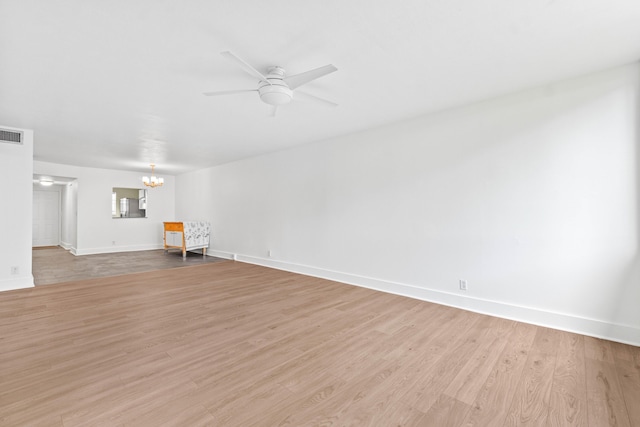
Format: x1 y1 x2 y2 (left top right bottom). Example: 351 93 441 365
1 261 638 426
32 247 225 285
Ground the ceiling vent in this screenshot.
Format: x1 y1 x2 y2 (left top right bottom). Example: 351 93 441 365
0 128 24 145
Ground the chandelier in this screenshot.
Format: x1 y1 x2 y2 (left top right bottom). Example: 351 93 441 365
142 164 164 188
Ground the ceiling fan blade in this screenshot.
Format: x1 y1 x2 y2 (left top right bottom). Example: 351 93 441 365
284 64 337 90
220 51 271 85
203 89 257 96
295 90 338 107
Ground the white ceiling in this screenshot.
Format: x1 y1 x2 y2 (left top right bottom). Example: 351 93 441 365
2 0 640 176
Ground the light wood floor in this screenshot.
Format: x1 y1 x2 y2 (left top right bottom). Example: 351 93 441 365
1 261 638 426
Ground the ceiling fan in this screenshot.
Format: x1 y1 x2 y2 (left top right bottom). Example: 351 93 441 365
204 51 338 115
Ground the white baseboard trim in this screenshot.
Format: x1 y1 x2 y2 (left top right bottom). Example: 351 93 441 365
0 275 35 292
206 250 235 260
75 243 164 256
60 241 72 250
216 251 640 346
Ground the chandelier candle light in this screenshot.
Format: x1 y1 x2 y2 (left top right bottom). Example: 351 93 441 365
142 164 164 188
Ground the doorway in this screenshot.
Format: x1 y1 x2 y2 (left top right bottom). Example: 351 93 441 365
33 189 60 247
32 174 78 251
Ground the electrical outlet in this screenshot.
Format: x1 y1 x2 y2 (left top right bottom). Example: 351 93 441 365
267 250 272 257
459 280 468 291
11 266 19 275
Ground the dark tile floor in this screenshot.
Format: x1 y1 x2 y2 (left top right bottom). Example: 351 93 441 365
32 246 227 285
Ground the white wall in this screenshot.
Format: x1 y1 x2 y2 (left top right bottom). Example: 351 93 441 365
0 126 34 291
60 180 78 250
176 63 640 345
34 161 175 255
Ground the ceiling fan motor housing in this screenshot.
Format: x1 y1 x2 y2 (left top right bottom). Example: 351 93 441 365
258 66 293 105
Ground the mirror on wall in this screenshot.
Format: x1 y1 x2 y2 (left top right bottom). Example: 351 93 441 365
112 188 147 218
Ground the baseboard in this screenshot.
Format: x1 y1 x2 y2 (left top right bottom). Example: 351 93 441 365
75 243 164 256
60 241 72 250
0 275 35 292
206 250 235 260
218 251 640 346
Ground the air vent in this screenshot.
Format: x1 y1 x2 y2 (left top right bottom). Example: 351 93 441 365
0 128 24 145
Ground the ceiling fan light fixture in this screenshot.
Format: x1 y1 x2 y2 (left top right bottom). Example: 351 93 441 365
205 51 337 111
259 85 293 106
